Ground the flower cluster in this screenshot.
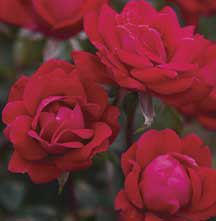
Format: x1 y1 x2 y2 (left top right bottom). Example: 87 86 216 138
1 0 216 220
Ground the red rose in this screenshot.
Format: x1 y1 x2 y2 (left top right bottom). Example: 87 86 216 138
0 0 107 39
161 43 216 130
191 45 216 129
167 0 216 25
84 0 208 95
2 59 119 183
115 129 216 221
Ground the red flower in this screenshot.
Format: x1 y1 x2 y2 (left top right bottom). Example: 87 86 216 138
188 44 216 130
167 0 216 25
115 129 216 221
84 0 208 95
0 0 107 39
2 60 119 183
161 43 216 130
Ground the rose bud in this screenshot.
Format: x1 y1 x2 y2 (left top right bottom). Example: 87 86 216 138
84 0 208 96
115 129 216 221
167 0 216 25
0 0 107 39
2 59 119 183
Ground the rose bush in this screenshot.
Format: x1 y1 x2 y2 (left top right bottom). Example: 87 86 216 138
2 59 119 183
115 129 216 221
84 0 208 96
168 0 216 25
0 0 107 39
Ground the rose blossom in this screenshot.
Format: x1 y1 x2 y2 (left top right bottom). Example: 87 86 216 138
115 129 216 221
187 44 216 130
167 0 216 25
0 0 107 39
84 0 208 96
2 59 119 183
161 43 216 130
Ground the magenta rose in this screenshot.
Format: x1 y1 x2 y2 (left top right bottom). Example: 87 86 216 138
115 129 216 221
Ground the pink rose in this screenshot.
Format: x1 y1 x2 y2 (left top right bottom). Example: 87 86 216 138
115 129 216 220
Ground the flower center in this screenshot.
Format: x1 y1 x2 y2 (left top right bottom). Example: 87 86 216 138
140 154 191 215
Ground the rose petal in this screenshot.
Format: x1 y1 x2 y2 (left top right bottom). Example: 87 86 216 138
182 134 212 167
9 116 47 160
8 76 29 102
2 101 28 124
121 143 138 176
131 68 177 83
55 123 112 170
124 162 144 209
115 190 131 211
9 151 61 183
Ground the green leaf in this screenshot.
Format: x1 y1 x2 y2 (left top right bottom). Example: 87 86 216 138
151 105 183 133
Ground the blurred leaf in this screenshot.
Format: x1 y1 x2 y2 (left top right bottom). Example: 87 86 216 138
151 105 183 133
75 181 100 211
20 206 59 221
0 180 26 211
96 209 115 221
78 32 97 53
0 24 11 37
43 39 63 61
199 15 216 40
13 30 44 68
0 64 15 80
